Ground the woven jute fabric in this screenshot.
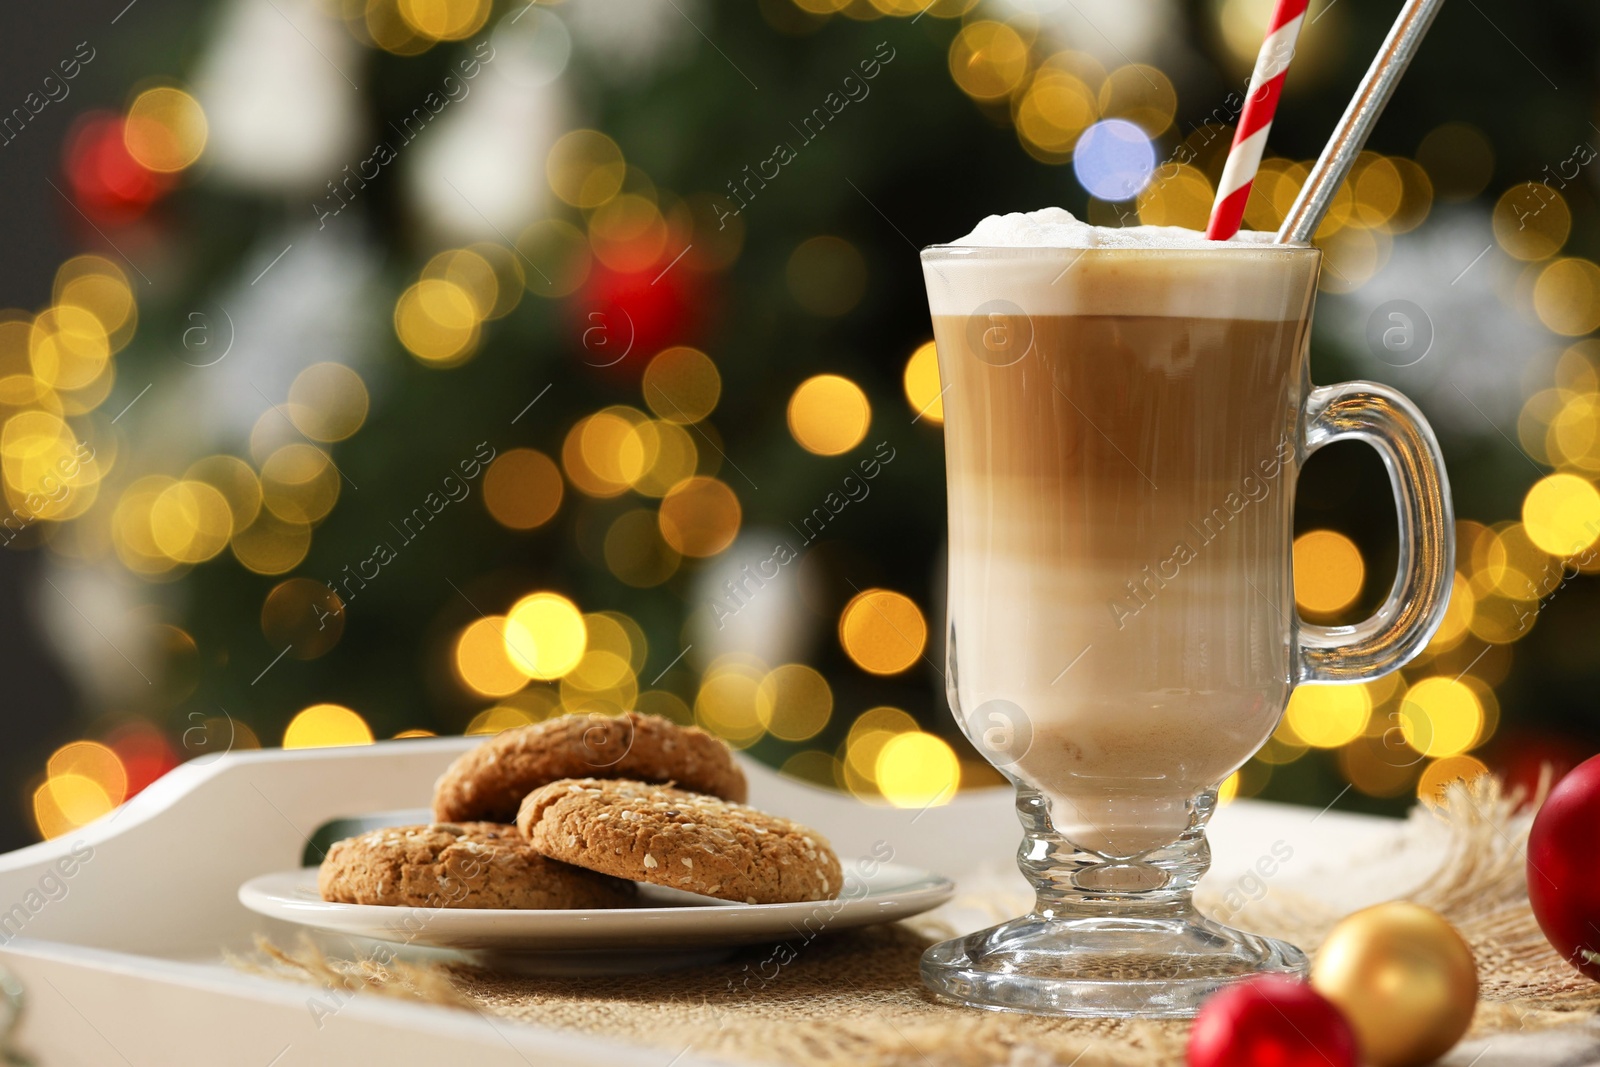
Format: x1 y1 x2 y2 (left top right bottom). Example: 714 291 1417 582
252 778 1600 1066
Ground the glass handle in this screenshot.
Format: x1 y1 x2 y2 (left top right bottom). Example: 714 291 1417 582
1296 382 1455 684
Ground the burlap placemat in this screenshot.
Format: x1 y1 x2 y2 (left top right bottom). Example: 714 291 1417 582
248 778 1600 1066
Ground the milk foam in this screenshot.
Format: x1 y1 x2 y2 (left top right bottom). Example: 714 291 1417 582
948 207 1279 250
924 208 1316 321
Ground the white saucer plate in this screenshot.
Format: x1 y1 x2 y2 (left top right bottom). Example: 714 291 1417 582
239 861 953 957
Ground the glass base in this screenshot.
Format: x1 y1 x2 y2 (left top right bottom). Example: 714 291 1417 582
921 909 1307 1018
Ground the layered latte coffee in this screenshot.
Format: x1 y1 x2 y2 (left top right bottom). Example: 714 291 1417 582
924 210 1321 857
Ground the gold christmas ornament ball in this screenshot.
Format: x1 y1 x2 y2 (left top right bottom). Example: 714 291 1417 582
1311 902 1478 1067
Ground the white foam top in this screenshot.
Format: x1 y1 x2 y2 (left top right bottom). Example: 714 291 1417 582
925 208 1314 320
948 207 1279 249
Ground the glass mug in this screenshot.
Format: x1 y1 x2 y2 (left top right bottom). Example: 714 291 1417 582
919 240 1453 1017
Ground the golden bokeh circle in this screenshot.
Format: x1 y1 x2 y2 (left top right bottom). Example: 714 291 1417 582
903 341 944 424
1533 258 1600 337
1284 683 1372 748
1137 164 1215 230
394 279 480 366
787 374 871 456
283 704 374 749
1293 529 1365 615
1097 64 1177 136
1493 184 1570 261
397 0 490 40
150 480 234 563
1397 677 1483 758
124 87 208 173
483 448 564 530
287 363 369 443
454 616 533 697
755 663 833 742
658 476 740 558
230 510 312 576
262 577 345 660
642 346 721 424
948 21 1030 102
839 589 927 675
185 454 262 531
547 130 625 209
875 732 960 808
504 591 587 680
1522 472 1600 556
261 443 340 524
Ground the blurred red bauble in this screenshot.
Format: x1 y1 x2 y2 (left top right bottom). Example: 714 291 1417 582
63 112 168 224
1527 753 1600 982
571 261 702 376
107 721 179 798
1188 975 1359 1067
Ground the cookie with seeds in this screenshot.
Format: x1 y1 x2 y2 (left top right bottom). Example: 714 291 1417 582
517 779 843 905
318 822 636 910
432 711 748 823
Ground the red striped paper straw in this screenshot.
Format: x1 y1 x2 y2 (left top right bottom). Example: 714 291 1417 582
1205 0 1310 240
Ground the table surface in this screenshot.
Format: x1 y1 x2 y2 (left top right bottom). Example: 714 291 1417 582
0 739 1592 1066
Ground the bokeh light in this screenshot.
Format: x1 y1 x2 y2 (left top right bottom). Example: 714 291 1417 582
1521 473 1600 556
1073 119 1156 201
1096 64 1177 136
875 732 960 808
1283 683 1371 748
48 741 128 809
283 704 374 749
755 664 833 742
903 341 944 424
695 658 767 748
123 87 207 173
504 592 587 680
483 448 563 530
395 278 481 366
287 363 369 443
1397 678 1483 758
1493 185 1570 261
1533 258 1600 336
787 374 870 456
1416 754 1489 808
1137 163 1214 229
230 510 312 576
261 577 344 660
842 706 918 796
547 129 625 209
839 588 927 675
454 616 532 697
1014 65 1099 161
260 444 340 524
398 0 491 42
658 476 741 557
1293 530 1365 614
947 21 1029 102
150 480 233 563
642 346 721 424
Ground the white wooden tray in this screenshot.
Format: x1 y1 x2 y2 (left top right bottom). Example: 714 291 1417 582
0 738 1555 1066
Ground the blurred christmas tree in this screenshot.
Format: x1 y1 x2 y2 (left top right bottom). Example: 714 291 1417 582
12 0 1600 841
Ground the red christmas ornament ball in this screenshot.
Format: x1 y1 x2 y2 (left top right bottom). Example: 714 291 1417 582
1527 753 1600 982
1188 976 1359 1067
63 112 168 224
570 261 701 376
